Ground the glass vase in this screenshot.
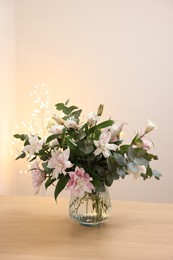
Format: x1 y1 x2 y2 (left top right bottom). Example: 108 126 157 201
69 184 111 226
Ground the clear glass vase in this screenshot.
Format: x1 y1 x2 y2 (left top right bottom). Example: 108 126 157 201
69 185 111 226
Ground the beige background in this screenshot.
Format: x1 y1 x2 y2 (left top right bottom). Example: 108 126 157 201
0 0 173 203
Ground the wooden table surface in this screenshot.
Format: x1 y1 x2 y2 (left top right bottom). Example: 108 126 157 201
0 195 173 260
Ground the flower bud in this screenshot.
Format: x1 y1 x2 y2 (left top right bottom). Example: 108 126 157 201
97 104 104 116
145 120 157 134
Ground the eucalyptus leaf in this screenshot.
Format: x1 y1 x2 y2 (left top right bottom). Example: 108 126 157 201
117 167 126 178
127 147 136 161
70 109 82 118
105 170 119 186
114 152 126 166
55 103 78 115
152 169 162 180
136 149 146 157
78 140 94 154
107 157 117 172
134 157 149 167
127 162 139 173
13 134 28 141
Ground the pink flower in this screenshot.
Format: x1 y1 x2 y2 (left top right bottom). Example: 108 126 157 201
135 136 153 150
94 130 118 158
141 136 153 150
48 148 73 178
31 161 46 194
66 166 95 196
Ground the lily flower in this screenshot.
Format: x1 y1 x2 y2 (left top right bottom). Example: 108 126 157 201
94 130 118 158
108 121 126 142
87 112 99 126
31 160 46 194
145 120 157 134
135 136 154 150
48 148 73 178
64 117 78 129
66 166 95 196
48 124 64 134
23 135 44 155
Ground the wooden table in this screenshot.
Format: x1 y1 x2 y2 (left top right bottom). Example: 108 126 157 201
0 196 173 260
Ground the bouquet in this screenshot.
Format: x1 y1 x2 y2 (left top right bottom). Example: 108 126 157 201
14 100 161 201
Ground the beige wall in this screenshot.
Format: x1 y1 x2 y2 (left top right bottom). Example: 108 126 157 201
0 0 16 194
2 0 173 202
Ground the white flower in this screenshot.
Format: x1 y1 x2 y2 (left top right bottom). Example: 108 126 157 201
51 114 64 124
48 148 73 178
48 124 64 134
145 120 157 134
94 130 118 158
64 117 78 129
23 135 44 155
108 122 126 142
87 112 99 126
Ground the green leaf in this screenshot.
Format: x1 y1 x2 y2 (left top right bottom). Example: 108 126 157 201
119 145 129 153
42 162 52 174
70 109 82 119
146 167 152 177
95 119 114 130
46 134 59 143
107 157 117 172
127 147 136 161
114 152 126 166
13 134 28 141
134 157 149 167
29 156 36 162
136 149 146 157
127 162 139 172
145 153 158 161
141 173 148 180
117 167 126 178
55 103 78 115
65 137 77 150
105 170 119 186
45 177 56 189
131 133 139 145
54 174 70 201
15 152 26 160
78 140 94 154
